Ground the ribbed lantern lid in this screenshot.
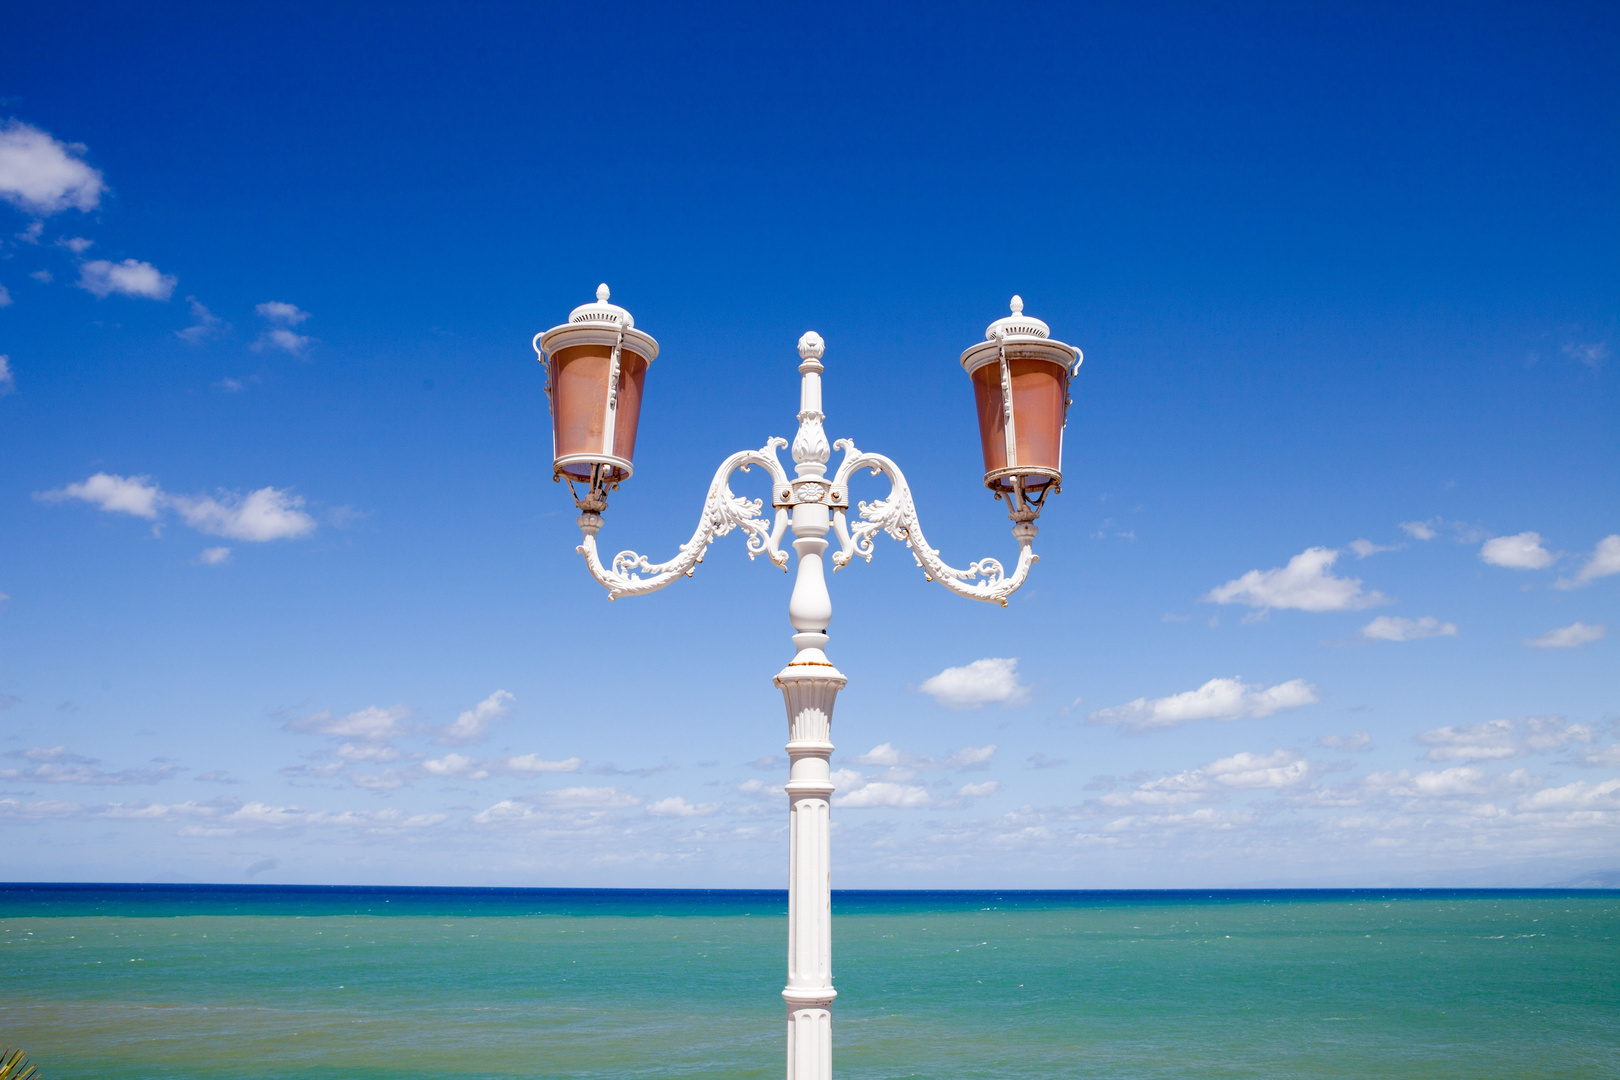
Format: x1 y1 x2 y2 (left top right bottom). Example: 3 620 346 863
567 283 635 329
984 295 1049 340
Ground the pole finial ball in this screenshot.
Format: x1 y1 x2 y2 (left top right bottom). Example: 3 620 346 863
597 283 611 302
1010 295 1023 314
797 331 826 361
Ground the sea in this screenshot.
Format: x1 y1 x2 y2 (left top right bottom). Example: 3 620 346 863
0 885 1615 1079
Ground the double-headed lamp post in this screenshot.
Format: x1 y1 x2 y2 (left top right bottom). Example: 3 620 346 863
533 286 1082 1080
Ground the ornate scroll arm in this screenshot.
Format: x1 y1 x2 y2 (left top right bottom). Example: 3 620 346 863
576 438 792 600
828 439 1037 607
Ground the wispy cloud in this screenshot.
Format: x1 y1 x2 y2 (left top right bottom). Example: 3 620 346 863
1360 615 1458 642
1318 731 1372 751
1348 539 1404 558
1088 677 1318 733
917 657 1031 709
1562 342 1608 369
1416 717 1590 762
252 301 313 354
0 120 105 214
0 746 177 786
435 690 512 746
1556 535 1620 589
1205 547 1388 613
175 298 226 343
1524 622 1606 649
0 355 14 396
1100 750 1310 808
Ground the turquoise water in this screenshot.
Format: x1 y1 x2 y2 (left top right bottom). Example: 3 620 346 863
1 886 1615 1079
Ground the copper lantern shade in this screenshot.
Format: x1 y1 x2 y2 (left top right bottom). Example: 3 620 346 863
535 284 659 509
959 296 1081 517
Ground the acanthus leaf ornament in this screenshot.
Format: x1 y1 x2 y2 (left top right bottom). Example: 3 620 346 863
575 438 793 599
828 439 1037 607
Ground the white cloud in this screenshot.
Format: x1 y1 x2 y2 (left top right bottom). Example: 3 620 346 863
168 487 316 541
836 780 932 808
1416 717 1591 761
846 742 995 772
917 657 1031 709
1360 615 1458 642
194 547 231 566
253 303 312 354
501 754 583 775
1556 535 1620 589
255 328 313 355
956 781 999 799
1348 539 1403 558
1525 622 1606 649
78 259 177 301
849 743 901 766
38 472 163 518
30 269 52 282
287 705 415 741
1087 677 1318 733
0 121 105 214
256 301 310 325
1204 547 1388 612
175 298 225 343
646 796 720 817
1318 731 1371 751
57 236 93 254
0 284 11 308
436 690 512 745
1399 520 1439 540
471 787 639 824
15 222 42 243
1479 532 1555 570
39 473 317 543
945 744 997 769
418 751 581 780
1101 749 1309 807
0 356 14 395
1516 778 1620 812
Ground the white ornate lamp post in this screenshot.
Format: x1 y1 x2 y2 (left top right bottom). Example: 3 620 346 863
533 286 1081 1080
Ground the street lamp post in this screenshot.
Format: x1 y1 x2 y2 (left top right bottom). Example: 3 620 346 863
533 287 1081 1080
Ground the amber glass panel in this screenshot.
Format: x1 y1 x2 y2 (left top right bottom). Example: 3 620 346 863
971 362 1010 476
611 352 649 463
551 343 613 479
969 357 1068 487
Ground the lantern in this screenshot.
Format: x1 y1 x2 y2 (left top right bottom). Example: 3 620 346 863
959 296 1082 518
535 284 659 510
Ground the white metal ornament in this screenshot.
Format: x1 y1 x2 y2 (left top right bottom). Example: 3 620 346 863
566 329 1041 1080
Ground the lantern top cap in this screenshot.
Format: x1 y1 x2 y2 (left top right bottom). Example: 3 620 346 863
984 294 1050 341
566 282 635 330
797 331 825 360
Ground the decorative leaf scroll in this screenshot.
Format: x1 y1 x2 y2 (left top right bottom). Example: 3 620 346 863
829 439 1037 607
576 439 792 599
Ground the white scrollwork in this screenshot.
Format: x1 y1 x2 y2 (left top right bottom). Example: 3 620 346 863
576 439 793 600
828 439 1037 607
792 410 830 466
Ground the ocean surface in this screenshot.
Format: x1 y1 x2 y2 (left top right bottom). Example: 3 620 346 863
0 885 1615 1079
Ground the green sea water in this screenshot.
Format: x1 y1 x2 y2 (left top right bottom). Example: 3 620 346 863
0 886 1615 1079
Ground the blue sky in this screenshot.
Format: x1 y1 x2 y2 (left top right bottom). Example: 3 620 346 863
1 2 1616 888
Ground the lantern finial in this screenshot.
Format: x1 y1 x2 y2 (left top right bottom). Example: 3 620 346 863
597 283 611 302
1010 295 1023 314
797 331 825 361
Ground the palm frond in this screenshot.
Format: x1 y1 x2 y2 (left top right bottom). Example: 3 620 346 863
0 1048 39 1080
